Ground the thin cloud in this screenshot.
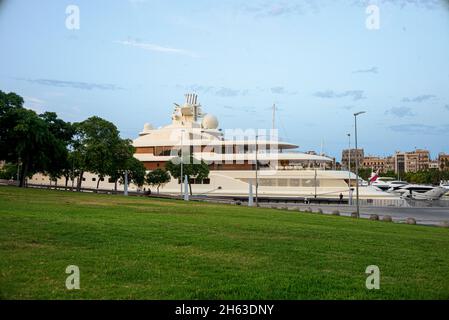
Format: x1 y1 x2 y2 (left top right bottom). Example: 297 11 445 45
242 1 320 17
385 106 415 118
352 67 378 74
179 84 214 94
270 86 298 95
115 39 199 58
352 0 444 10
180 85 248 97
223 105 258 115
271 86 286 94
445 104 449 111
215 87 248 97
24 96 45 113
402 94 436 103
314 90 366 101
389 123 449 135
22 78 123 91
243 0 444 18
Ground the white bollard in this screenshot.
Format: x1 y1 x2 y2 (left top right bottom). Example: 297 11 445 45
248 180 254 207
183 175 189 201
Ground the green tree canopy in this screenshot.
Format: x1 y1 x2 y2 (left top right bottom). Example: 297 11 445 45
165 155 209 195
72 116 121 190
0 91 73 187
124 157 146 188
105 138 147 191
357 167 372 181
0 162 18 180
109 138 135 189
146 168 171 193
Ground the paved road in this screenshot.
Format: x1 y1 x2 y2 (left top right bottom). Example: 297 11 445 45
259 203 449 226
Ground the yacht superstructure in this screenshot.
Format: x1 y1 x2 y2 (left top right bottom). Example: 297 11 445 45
132 94 397 200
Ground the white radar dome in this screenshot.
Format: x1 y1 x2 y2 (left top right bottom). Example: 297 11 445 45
201 114 219 129
143 123 154 131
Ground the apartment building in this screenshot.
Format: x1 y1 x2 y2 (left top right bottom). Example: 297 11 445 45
394 149 430 175
341 148 364 170
438 153 449 170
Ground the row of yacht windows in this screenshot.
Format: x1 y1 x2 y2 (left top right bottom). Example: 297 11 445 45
178 178 211 185
238 178 321 187
33 177 117 183
137 145 284 156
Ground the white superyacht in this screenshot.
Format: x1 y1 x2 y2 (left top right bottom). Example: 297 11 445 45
133 94 396 201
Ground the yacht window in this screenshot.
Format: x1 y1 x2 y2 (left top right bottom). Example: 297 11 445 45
302 179 320 187
155 146 173 156
187 178 211 184
289 179 300 187
278 179 288 187
260 179 276 186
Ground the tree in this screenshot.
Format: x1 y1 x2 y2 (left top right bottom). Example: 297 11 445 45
165 155 209 195
106 138 147 191
146 168 171 194
0 162 18 180
0 91 73 187
0 90 24 114
58 150 81 189
39 112 74 187
109 138 136 191
357 167 372 181
400 169 449 185
125 157 147 188
72 116 121 191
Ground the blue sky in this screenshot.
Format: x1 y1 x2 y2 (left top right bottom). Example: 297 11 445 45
1 0 448 160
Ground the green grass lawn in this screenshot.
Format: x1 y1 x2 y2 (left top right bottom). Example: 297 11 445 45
0 185 448 300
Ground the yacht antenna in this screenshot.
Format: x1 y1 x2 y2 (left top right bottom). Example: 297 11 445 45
272 103 276 131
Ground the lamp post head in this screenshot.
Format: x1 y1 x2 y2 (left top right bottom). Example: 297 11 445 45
354 111 366 117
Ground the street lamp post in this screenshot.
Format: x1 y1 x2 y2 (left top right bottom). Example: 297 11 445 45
255 134 259 207
180 129 185 198
71 155 75 191
124 170 129 196
354 111 366 218
16 157 21 185
347 133 351 205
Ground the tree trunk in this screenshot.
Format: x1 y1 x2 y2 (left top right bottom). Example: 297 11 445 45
157 185 160 194
189 182 192 195
114 181 117 192
77 171 84 192
19 161 28 188
96 177 101 190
